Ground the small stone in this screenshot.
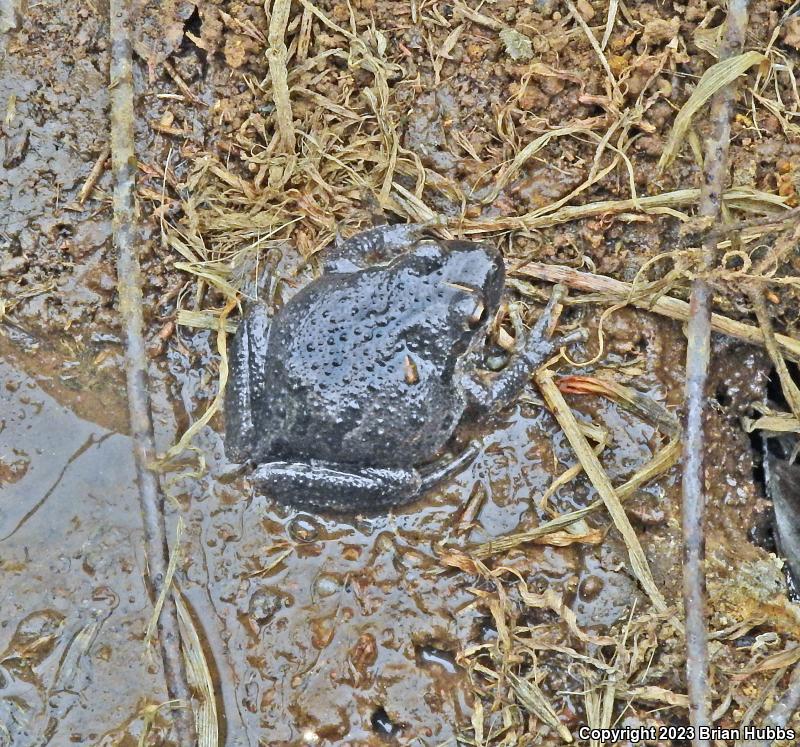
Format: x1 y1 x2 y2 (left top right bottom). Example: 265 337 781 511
642 17 680 46
579 575 604 600
782 18 800 49
532 0 556 15
499 28 533 62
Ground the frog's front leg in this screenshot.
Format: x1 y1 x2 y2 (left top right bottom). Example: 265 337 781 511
462 289 584 414
224 300 271 463
251 460 425 511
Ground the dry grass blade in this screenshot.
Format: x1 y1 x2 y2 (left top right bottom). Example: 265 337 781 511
749 287 800 422
506 672 573 743
601 0 619 49
77 144 110 205
160 299 235 465
731 646 800 680
658 51 765 172
175 593 219 746
452 0 503 30
538 437 606 509
536 371 668 613
176 309 237 334
470 699 485 746
469 437 681 559
735 670 787 747
481 126 592 205
742 409 800 434
518 585 615 646
511 262 800 362
266 0 295 152
564 0 619 101
619 686 689 708
137 701 183 747
558 376 680 437
145 518 185 649
245 546 294 578
461 186 786 234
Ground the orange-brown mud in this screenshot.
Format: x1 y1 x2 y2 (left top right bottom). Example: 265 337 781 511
2 0 800 744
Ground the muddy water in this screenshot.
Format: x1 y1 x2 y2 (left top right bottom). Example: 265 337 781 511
0 350 166 744
0 300 773 744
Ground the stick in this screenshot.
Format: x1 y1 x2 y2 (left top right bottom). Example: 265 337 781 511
682 1 750 741
77 145 111 205
109 2 196 743
740 665 800 747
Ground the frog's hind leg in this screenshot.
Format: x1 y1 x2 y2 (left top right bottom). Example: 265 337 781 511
253 446 480 512
224 300 271 463
251 461 424 512
323 223 429 274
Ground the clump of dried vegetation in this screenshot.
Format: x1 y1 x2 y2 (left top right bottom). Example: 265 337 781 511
149 0 800 741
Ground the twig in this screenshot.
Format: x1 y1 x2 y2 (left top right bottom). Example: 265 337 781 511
681 0 750 741
740 665 800 747
77 145 111 205
704 205 800 242
163 59 206 107
109 1 196 743
509 262 800 362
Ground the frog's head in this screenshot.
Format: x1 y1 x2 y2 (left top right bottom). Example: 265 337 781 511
411 238 505 341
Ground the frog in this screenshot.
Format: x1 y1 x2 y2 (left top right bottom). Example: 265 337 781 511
225 224 576 512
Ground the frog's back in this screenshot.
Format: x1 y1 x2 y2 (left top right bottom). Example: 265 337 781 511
258 267 462 466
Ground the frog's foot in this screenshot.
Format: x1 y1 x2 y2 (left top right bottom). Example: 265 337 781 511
418 442 480 491
251 447 479 513
462 289 587 415
251 460 424 512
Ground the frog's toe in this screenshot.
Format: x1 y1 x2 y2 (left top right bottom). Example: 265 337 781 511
418 443 480 490
250 461 423 512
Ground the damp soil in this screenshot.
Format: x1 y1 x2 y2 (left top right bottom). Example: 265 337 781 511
2 0 800 745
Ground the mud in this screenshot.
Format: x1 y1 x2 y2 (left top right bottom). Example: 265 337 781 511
2 0 800 744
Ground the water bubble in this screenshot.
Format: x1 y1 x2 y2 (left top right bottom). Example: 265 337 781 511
287 514 323 543
313 573 340 598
